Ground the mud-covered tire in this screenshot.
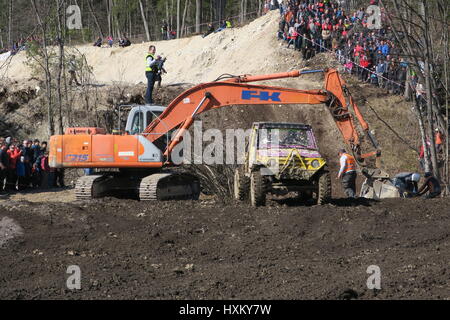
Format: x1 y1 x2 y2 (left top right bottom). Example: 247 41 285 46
250 170 267 207
317 170 331 205
234 168 249 201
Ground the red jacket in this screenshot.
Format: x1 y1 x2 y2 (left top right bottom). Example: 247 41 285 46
7 149 21 169
322 23 332 31
354 45 363 56
360 57 370 68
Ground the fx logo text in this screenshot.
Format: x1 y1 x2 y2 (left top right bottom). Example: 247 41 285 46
242 90 281 102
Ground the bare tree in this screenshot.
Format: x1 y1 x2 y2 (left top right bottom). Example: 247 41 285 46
382 0 448 179
30 0 54 136
55 0 65 135
88 0 105 38
106 0 112 36
177 0 181 38
240 0 248 24
8 0 12 47
180 0 189 37
195 0 202 33
139 0 150 41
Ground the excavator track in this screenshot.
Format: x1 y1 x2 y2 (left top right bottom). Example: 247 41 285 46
74 175 109 200
139 172 200 201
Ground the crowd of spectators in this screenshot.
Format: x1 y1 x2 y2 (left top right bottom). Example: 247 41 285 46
0 137 64 194
0 36 43 55
276 0 416 97
202 19 233 38
93 35 132 48
161 20 178 40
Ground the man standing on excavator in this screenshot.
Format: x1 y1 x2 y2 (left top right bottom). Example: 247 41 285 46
337 148 357 198
145 45 159 104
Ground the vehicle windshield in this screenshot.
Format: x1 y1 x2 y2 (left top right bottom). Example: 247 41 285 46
259 128 314 149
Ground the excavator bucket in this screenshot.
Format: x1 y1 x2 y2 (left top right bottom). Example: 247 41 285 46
359 168 400 199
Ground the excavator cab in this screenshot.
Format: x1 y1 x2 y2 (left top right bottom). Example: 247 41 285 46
120 105 166 135
234 122 331 206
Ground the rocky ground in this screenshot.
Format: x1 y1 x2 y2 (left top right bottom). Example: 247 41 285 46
0 190 448 300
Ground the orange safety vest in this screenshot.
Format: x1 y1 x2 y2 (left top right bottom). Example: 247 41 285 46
342 153 356 174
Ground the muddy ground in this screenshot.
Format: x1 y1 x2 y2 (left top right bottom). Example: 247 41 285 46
0 190 448 300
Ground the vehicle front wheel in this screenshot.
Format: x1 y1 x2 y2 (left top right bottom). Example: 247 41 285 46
316 170 331 205
250 170 267 207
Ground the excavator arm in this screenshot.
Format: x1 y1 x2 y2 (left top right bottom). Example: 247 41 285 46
144 68 379 164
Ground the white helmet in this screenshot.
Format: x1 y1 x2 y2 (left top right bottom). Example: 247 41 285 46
411 173 420 182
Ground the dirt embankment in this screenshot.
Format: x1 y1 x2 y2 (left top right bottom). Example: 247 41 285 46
0 196 448 299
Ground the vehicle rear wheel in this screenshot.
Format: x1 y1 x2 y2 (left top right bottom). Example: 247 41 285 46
250 170 267 207
317 170 331 205
234 167 249 201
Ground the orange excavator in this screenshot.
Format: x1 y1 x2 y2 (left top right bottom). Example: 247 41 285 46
49 68 381 200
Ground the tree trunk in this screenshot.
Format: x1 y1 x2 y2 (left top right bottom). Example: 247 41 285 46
425 57 439 177
30 0 54 137
88 0 105 38
106 0 112 36
244 0 248 22
177 0 181 38
415 102 431 173
166 1 170 32
8 0 12 47
180 0 189 37
195 0 202 33
139 0 150 41
74 0 85 42
128 1 132 37
443 0 450 190
170 0 174 32
404 66 411 100
422 1 439 178
55 0 65 135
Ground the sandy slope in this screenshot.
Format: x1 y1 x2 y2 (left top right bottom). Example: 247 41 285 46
4 11 289 86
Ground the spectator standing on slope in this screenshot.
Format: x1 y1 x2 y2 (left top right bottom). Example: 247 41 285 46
68 55 81 86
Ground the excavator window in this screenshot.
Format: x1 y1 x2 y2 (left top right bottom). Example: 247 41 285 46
130 111 144 135
146 111 163 127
